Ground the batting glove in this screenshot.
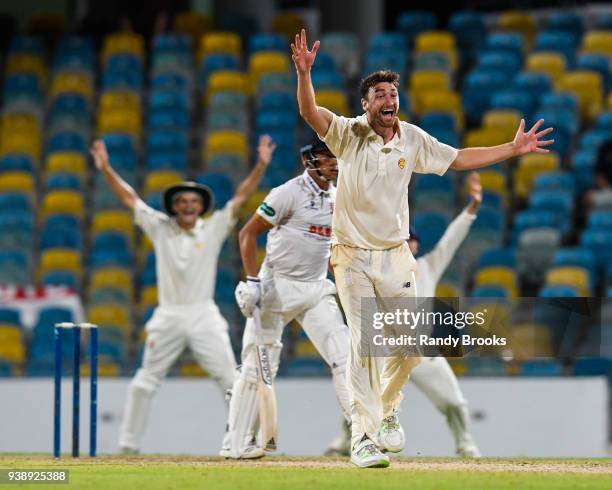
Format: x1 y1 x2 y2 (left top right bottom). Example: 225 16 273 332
235 276 261 318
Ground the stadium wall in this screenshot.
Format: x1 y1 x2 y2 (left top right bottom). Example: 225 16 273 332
1 377 608 457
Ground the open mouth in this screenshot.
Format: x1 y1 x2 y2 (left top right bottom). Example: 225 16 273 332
381 108 395 119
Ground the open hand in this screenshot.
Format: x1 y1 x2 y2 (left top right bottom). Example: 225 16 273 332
90 140 110 171
257 134 277 167
512 119 554 156
290 29 320 75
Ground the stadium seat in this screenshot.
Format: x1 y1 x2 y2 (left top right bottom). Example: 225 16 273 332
88 304 131 333
0 251 31 285
526 52 566 82
172 11 212 43
249 51 290 88
314 90 349 116
102 31 144 61
581 30 612 57
396 11 437 46
474 266 518 297
143 170 184 195
50 72 93 99
0 325 25 363
205 71 248 103
497 11 537 46
92 211 134 240
514 153 560 200
556 70 603 120
545 266 591 296
90 267 133 296
204 131 248 161
414 31 457 70
39 248 81 276
0 171 35 195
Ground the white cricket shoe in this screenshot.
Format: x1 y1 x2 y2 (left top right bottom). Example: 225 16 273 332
377 412 405 453
350 437 390 468
220 436 265 460
457 443 481 458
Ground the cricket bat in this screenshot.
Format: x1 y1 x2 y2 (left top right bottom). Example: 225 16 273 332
253 307 278 452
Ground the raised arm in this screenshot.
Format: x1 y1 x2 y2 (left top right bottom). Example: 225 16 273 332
451 119 554 171
228 135 275 217
90 140 139 210
291 29 334 137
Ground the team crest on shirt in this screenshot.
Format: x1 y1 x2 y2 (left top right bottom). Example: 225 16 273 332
398 158 406 169
195 241 204 250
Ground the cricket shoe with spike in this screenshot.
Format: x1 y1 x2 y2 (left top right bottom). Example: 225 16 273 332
377 411 405 453
457 443 481 458
350 436 390 468
220 436 265 459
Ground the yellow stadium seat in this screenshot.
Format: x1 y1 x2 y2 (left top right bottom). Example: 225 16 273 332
100 91 140 112
198 31 242 60
509 323 554 359
205 71 249 102
0 134 41 161
6 54 47 83
483 109 522 140
295 339 319 357
435 282 461 298
420 91 464 129
241 190 268 219
608 92 612 110
497 11 536 46
140 285 158 307
97 110 141 139
272 12 306 41
468 171 507 205
143 170 184 195
40 249 81 275
173 11 212 42
249 51 290 88
526 52 566 82
90 267 133 295
515 153 560 199
315 90 349 116
1 112 40 135
474 266 518 298
465 127 507 148
92 210 134 239
545 266 591 296
448 359 467 376
0 171 35 195
88 304 131 331
50 72 93 99
556 70 603 121
102 32 145 61
46 152 87 177
581 30 612 56
414 31 458 70
205 130 249 161
180 361 209 377
0 325 24 363
41 190 84 219
409 71 451 113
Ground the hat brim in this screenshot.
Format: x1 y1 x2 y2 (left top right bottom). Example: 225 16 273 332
163 182 214 216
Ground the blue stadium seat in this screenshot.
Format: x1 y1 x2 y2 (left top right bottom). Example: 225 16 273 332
533 172 575 194
413 212 448 253
472 207 504 233
9 35 44 55
396 11 437 46
4 74 43 104
35 307 74 332
195 173 234 209
284 357 329 376
547 12 584 40
102 70 143 91
49 94 89 118
587 211 612 230
0 155 35 173
103 133 136 153
533 31 577 66
552 248 597 279
579 130 612 151
427 127 459 148
0 193 31 212
40 227 81 250
368 32 407 52
311 70 345 90
257 92 296 112
462 70 507 123
449 11 486 64
149 90 189 111
46 173 82 191
48 132 87 154
513 72 552 103
580 230 612 268
256 111 298 132
148 111 189 130
478 248 516 268
485 32 524 60
90 250 132 269
476 50 522 77
540 92 579 112
55 36 95 69
419 112 457 131
41 271 78 288
538 284 579 297
571 149 597 192
490 90 534 118
248 33 286 54
93 232 129 251
146 152 188 172
44 213 80 231
595 112 612 131
519 360 561 376
576 53 610 91
147 130 188 152
0 308 21 326
513 209 558 237
364 51 407 78
471 285 509 298
151 72 192 91
153 33 192 52
529 190 573 233
199 54 239 87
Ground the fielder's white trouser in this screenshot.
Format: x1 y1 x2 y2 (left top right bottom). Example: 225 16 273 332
331 243 422 449
227 272 350 456
119 301 237 451
410 357 478 453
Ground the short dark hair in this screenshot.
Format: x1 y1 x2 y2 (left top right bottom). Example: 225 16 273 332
359 70 400 99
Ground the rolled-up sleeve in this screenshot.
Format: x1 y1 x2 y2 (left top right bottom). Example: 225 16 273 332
413 126 458 176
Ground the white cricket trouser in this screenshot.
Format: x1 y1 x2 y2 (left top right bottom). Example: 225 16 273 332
331 242 422 449
227 272 350 454
410 357 477 452
119 301 237 450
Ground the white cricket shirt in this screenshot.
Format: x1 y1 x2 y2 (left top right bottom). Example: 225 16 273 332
256 171 335 281
134 199 237 306
321 113 458 250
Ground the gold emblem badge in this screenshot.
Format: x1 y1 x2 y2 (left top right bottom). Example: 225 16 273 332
398 158 406 169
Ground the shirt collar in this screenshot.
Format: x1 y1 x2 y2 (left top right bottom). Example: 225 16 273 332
171 217 204 236
302 170 332 197
355 113 403 148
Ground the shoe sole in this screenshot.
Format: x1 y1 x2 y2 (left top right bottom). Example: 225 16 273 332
351 458 390 468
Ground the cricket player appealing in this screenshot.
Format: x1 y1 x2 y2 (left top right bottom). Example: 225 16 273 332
291 29 554 467
90 135 276 453
328 172 484 458
222 139 351 458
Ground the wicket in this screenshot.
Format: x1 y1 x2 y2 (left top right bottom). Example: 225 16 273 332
53 322 98 458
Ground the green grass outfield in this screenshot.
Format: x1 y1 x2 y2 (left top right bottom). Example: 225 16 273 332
0 455 611 490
